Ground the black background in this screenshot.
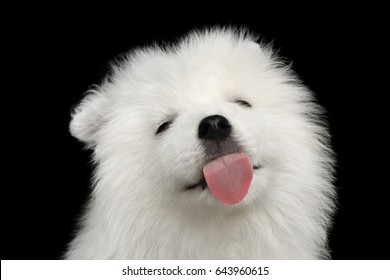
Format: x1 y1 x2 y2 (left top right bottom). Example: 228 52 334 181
3 7 388 260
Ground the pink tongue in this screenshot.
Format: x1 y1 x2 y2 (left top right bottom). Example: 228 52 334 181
203 153 253 204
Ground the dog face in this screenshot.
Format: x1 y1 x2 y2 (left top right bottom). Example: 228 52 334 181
70 29 331 210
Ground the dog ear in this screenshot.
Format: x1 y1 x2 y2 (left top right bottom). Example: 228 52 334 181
70 90 109 148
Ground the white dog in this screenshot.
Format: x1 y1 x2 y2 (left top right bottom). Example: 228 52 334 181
66 28 336 259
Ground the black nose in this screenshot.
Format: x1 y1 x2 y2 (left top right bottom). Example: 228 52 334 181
198 115 232 141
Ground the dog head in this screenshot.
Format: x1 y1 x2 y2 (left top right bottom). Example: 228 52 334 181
70 28 333 210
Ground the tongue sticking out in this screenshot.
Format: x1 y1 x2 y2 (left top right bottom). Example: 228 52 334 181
203 153 253 204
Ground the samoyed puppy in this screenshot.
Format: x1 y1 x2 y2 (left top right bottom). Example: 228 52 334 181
66 28 336 259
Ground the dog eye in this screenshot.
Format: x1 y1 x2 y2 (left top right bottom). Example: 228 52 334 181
234 99 252 108
156 120 173 135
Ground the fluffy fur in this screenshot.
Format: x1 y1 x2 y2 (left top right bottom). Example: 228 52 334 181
66 28 336 259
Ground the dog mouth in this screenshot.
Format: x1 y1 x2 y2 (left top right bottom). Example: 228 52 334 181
183 138 259 204
185 163 260 191
185 178 208 191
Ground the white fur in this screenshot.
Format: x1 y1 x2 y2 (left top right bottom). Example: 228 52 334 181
66 28 336 259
